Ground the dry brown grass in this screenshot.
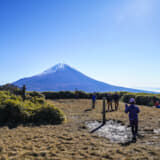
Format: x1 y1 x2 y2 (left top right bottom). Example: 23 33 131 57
0 99 160 160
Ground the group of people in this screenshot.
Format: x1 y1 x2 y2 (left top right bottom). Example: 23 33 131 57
92 92 140 142
92 92 120 111
106 92 120 111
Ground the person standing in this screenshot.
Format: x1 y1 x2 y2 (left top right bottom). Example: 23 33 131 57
125 98 140 142
92 92 96 109
75 88 79 99
106 93 113 111
113 92 120 110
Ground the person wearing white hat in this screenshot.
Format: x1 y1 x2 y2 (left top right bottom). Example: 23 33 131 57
125 98 140 142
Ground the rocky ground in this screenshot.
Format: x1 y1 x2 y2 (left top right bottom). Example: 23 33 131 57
0 99 160 160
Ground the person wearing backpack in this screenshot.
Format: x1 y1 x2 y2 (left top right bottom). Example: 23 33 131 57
113 92 120 110
125 98 140 142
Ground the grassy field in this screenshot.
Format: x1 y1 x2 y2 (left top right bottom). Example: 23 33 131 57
0 99 160 160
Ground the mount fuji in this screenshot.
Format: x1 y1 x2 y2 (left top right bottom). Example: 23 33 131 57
13 63 146 92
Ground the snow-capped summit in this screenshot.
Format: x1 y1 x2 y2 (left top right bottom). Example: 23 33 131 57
40 63 67 75
49 63 66 71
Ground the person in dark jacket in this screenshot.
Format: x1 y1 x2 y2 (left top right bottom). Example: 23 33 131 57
113 92 120 110
125 98 140 142
106 93 113 111
75 88 79 99
92 92 96 109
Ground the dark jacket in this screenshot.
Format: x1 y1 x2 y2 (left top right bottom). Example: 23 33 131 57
106 95 112 102
125 104 140 120
113 94 120 101
92 95 96 101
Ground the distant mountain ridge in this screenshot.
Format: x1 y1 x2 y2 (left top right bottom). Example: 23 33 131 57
13 63 148 92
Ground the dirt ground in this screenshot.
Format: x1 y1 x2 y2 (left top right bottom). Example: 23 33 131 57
0 99 160 160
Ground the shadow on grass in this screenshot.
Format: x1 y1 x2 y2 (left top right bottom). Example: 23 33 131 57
105 109 115 112
120 134 145 146
120 138 138 146
84 108 93 112
90 123 105 133
120 140 134 146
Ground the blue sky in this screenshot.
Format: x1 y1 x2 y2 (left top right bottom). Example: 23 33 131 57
1 0 160 91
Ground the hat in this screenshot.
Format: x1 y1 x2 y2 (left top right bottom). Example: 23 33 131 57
129 98 135 103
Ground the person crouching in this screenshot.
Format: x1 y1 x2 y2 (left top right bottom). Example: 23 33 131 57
125 98 140 142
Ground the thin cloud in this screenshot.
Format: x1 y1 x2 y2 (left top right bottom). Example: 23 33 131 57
116 0 157 23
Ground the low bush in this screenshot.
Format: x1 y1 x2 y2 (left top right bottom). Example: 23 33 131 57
43 91 87 99
121 92 160 106
0 99 28 124
33 104 65 124
0 84 22 96
42 91 128 100
28 91 44 98
135 95 160 106
121 93 136 103
43 91 110 99
0 91 66 125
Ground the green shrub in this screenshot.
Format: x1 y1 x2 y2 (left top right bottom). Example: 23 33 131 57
0 91 65 125
42 91 123 100
0 84 21 95
0 91 10 102
135 95 160 106
28 97 45 104
0 99 25 124
33 104 65 124
75 91 89 99
121 92 160 106
0 104 8 123
28 91 44 98
42 92 60 99
43 91 90 99
59 91 75 99
34 97 45 104
121 93 136 103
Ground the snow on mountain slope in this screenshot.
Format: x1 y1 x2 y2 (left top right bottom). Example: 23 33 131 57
13 63 147 92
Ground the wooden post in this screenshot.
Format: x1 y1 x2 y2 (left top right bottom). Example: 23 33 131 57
102 97 106 125
22 84 26 101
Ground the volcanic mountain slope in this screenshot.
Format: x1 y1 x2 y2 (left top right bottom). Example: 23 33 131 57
13 63 145 92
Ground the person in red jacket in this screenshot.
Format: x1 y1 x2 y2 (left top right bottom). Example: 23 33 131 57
155 101 160 108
